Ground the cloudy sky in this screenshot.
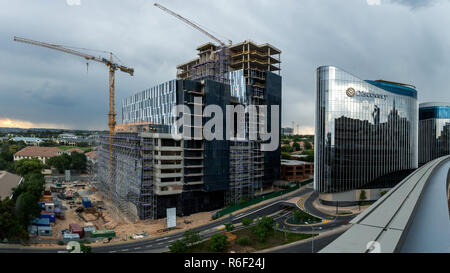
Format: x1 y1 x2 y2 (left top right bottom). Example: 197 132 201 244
1 0 450 133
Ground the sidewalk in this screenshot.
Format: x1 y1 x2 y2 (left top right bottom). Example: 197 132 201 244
312 198 370 216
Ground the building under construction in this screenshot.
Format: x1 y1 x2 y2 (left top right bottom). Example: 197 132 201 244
97 40 281 220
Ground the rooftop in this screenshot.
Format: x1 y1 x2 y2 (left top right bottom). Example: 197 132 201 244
0 171 23 199
281 159 313 166
14 146 63 158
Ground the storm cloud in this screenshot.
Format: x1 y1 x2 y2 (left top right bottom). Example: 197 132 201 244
1 0 450 132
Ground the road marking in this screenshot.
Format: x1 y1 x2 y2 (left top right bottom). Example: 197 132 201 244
157 242 164 245
168 240 174 243
146 245 153 248
121 249 129 252
109 250 117 253
156 237 166 241
134 247 141 250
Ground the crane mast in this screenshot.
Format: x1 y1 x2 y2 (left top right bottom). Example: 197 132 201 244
13 36 134 202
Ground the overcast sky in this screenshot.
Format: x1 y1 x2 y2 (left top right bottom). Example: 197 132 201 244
1 0 450 133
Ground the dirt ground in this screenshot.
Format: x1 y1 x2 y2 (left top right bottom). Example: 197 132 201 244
30 180 215 247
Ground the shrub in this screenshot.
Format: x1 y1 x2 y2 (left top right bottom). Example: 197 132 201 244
225 223 235 232
241 217 253 227
209 233 228 252
236 236 251 246
169 240 188 253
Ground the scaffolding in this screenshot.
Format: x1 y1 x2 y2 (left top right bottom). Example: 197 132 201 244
97 132 155 221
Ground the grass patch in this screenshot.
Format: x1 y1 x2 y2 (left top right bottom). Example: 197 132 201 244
188 228 315 253
56 146 92 152
286 209 322 225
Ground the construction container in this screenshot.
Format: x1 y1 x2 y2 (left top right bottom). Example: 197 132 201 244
44 203 55 212
31 218 50 227
81 197 91 208
40 212 56 223
83 226 96 238
91 229 116 239
63 233 80 241
37 226 52 236
69 224 83 238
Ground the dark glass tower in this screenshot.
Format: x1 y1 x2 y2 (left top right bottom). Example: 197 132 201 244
315 66 418 194
418 102 450 165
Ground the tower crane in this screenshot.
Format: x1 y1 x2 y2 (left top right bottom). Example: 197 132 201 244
154 3 232 46
13 36 134 200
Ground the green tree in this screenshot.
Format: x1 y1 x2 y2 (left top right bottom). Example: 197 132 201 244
241 217 253 227
209 233 228 252
0 198 29 241
80 243 92 253
358 190 367 210
225 223 235 232
47 154 71 173
169 239 188 253
13 158 45 177
293 142 301 151
304 142 312 150
252 216 274 242
182 229 200 247
70 152 87 172
14 191 41 228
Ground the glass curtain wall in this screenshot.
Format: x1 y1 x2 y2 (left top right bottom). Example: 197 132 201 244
315 66 418 193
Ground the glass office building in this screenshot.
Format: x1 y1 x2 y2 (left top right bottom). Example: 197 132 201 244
315 66 418 194
418 102 450 165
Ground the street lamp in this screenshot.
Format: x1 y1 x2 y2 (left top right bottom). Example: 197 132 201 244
306 223 322 253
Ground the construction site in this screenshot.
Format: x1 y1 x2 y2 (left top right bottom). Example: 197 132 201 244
13 3 282 240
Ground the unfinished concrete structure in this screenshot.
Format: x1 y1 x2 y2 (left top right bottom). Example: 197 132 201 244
98 40 282 220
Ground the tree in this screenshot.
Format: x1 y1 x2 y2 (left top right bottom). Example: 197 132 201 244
47 154 71 173
304 142 312 150
252 216 274 242
13 158 45 177
182 229 200 247
169 239 188 253
293 142 301 151
225 223 235 232
80 243 92 253
209 233 228 252
0 198 28 241
358 190 367 210
70 152 87 172
241 217 253 227
14 191 41 228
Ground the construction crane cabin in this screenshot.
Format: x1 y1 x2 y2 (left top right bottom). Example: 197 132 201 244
13 36 134 200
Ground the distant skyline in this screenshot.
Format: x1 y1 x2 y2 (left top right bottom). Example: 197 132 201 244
1 0 450 133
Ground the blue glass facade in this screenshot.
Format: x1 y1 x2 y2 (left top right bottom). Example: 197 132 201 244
315 66 418 193
418 102 450 165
